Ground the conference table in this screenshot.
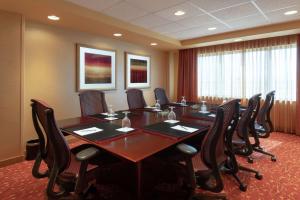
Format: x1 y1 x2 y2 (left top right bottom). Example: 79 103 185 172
58 104 218 200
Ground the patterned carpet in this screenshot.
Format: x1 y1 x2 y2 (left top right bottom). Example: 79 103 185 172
0 132 299 200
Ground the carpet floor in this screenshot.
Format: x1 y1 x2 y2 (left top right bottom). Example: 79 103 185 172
0 132 299 200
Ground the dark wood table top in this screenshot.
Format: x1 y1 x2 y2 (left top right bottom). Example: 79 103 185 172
59 105 217 163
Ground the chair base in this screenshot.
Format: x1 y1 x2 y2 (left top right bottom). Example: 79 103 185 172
253 146 277 162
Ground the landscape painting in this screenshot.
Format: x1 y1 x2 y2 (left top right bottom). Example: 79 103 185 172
77 44 116 90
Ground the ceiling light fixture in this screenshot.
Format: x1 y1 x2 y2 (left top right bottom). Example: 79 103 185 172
48 15 60 21
150 42 158 46
284 10 298 15
234 38 243 42
113 33 122 37
174 10 185 16
208 27 216 31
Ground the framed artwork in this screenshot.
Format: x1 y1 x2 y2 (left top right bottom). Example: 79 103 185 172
125 53 150 89
77 44 116 91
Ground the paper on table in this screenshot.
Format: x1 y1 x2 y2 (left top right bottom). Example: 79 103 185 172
104 117 118 121
145 106 156 109
74 127 103 136
101 113 118 116
116 127 134 133
171 125 198 133
199 111 210 114
208 114 216 117
164 120 179 124
153 109 162 112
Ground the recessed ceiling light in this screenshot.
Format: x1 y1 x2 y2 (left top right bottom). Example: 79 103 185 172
113 33 122 37
234 38 243 42
150 42 158 46
174 10 185 16
284 10 298 15
48 15 60 21
208 27 216 31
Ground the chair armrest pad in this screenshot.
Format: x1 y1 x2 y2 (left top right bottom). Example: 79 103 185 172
176 143 198 157
75 147 100 161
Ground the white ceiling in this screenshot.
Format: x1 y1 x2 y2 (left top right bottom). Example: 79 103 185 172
65 0 300 40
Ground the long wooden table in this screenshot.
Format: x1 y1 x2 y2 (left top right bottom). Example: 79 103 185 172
58 105 215 199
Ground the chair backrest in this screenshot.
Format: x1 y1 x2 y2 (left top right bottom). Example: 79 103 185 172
154 88 170 105
217 99 241 163
200 107 225 192
256 91 275 132
236 94 261 139
31 99 71 173
79 90 108 117
126 89 147 109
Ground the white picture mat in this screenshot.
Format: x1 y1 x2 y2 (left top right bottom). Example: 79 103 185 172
78 46 116 90
126 53 150 88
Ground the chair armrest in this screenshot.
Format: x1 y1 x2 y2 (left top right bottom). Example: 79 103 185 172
75 147 100 161
176 143 198 157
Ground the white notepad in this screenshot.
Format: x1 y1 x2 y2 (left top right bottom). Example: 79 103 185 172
199 111 210 114
153 109 162 112
171 125 198 133
208 114 216 117
104 117 118 121
164 120 179 124
101 113 118 116
73 127 103 136
116 127 134 133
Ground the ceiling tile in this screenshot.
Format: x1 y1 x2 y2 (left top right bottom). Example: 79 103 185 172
266 5 300 23
190 0 250 12
154 2 204 21
102 1 149 21
131 14 172 28
65 0 123 11
152 22 188 33
254 0 300 13
125 0 186 12
226 14 269 29
211 2 259 21
176 14 220 29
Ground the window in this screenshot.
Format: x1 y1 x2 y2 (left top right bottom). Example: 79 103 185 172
197 44 297 101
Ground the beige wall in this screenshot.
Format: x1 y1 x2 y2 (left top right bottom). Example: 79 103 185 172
0 11 22 162
168 51 179 101
23 21 169 144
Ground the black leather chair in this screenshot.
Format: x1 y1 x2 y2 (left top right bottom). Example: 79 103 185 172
31 99 116 198
154 88 170 106
252 91 276 161
79 90 108 117
126 89 147 109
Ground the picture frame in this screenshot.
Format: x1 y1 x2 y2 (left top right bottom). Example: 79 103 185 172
77 44 116 91
125 52 151 89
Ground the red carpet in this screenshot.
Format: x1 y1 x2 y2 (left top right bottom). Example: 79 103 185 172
0 132 300 199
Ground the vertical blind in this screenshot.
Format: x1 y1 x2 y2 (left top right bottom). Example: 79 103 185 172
198 43 297 101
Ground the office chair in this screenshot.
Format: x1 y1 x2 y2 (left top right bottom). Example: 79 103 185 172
252 91 276 161
126 89 147 109
31 99 116 199
233 93 261 163
231 94 263 191
78 90 108 117
154 88 170 106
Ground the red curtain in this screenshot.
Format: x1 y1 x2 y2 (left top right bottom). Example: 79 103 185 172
177 48 198 102
296 34 300 135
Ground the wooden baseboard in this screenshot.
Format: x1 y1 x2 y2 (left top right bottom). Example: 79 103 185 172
0 155 24 168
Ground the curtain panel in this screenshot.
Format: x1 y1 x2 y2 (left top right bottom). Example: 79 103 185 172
177 48 198 102
296 34 300 135
178 35 300 135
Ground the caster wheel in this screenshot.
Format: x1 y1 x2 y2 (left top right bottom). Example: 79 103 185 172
271 156 277 162
239 184 247 192
255 173 263 180
247 157 254 164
